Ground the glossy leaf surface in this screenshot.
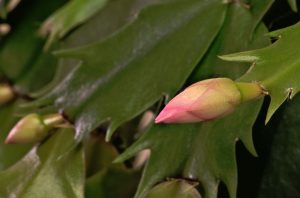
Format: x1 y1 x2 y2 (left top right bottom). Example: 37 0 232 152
0 129 84 198
32 0 227 141
31 0 174 99
117 1 273 198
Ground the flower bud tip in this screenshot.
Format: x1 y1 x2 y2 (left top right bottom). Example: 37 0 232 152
5 113 47 144
155 78 252 124
154 117 162 124
155 110 170 123
5 113 69 144
5 134 15 144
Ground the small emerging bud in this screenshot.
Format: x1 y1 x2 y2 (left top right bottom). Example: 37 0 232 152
155 78 264 124
0 23 11 35
0 84 14 105
5 113 65 144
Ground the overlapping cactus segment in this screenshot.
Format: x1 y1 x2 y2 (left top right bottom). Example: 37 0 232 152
29 0 227 141
117 1 276 198
0 129 85 198
220 22 300 123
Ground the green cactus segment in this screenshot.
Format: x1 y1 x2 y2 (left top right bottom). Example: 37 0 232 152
117 1 273 198
0 101 31 171
189 0 274 80
0 129 84 198
85 137 141 198
0 0 65 95
41 0 108 49
26 0 172 99
29 0 226 141
116 100 262 198
146 180 202 198
287 0 297 12
220 22 300 123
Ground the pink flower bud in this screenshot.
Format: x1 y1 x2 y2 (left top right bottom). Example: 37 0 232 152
155 78 263 124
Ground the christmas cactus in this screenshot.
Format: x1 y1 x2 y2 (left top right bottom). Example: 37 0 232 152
0 0 299 197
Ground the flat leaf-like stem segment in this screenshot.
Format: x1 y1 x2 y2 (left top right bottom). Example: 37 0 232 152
0 129 84 198
116 101 262 198
117 1 274 198
31 0 227 141
220 22 300 123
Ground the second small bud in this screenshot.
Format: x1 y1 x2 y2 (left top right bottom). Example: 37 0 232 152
5 113 67 144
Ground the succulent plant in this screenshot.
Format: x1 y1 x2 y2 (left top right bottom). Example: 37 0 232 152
0 0 299 198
